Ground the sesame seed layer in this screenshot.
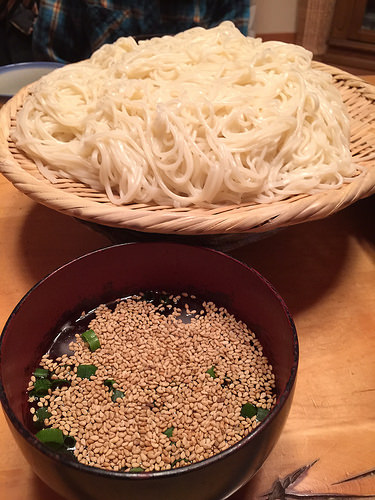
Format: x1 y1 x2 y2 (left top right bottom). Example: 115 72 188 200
28 293 276 472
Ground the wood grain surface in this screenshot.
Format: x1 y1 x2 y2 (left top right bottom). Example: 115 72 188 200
0 77 374 500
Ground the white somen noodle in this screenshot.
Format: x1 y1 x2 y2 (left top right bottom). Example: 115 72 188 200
12 22 360 207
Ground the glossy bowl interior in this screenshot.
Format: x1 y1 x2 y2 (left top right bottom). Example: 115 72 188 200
0 243 298 500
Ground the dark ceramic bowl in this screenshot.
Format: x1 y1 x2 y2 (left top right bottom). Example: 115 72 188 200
0 243 298 500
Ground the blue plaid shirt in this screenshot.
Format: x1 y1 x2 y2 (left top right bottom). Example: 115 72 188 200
32 0 250 63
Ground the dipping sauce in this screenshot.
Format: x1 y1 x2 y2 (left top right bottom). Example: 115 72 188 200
27 291 276 472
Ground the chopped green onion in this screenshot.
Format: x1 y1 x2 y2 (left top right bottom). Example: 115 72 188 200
240 402 257 418
111 389 124 402
36 428 64 449
77 364 97 379
256 408 270 422
32 378 52 396
35 407 52 424
81 329 101 352
129 467 144 473
104 379 116 390
206 366 217 379
104 379 124 401
163 426 174 438
33 368 49 379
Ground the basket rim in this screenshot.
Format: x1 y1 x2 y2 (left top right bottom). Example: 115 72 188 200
0 62 375 235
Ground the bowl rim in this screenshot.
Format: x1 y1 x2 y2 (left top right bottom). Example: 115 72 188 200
0 242 299 480
0 61 64 73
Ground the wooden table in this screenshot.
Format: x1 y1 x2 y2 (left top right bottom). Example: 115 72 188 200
0 78 374 500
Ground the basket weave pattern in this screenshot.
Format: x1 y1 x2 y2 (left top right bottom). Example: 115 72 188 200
0 62 374 235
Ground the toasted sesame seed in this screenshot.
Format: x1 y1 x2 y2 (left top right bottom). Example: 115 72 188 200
28 293 276 472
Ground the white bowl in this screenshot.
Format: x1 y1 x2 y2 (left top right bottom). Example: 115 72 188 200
0 62 63 99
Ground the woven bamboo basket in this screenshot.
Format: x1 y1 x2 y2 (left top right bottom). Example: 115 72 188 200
0 62 374 236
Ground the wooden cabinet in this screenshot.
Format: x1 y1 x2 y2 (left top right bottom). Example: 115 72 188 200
323 0 375 72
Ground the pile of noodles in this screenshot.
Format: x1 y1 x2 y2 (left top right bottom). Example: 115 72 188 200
13 22 359 207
